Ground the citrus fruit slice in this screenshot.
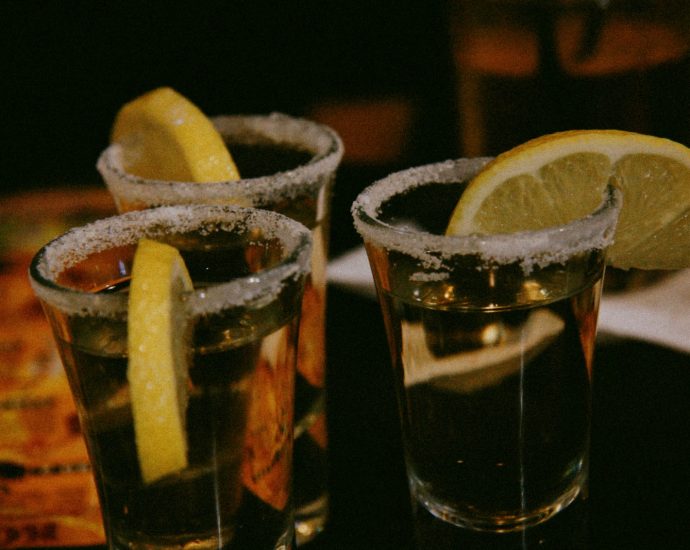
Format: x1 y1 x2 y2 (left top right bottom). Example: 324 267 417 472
111 87 240 182
447 130 690 270
128 238 193 484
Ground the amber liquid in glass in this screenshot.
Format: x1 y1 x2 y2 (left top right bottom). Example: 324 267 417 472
230 142 331 524
367 182 603 531
54 232 301 549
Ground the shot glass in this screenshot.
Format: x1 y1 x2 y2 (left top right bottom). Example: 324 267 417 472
352 159 621 535
97 114 343 544
30 204 312 550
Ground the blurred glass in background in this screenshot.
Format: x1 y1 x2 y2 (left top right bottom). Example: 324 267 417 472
449 0 690 157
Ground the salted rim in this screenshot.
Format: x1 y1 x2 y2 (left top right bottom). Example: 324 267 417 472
97 112 344 207
351 157 622 272
30 204 312 318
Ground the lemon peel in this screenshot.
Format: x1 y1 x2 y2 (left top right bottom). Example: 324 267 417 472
112 87 240 182
447 130 690 270
128 238 193 484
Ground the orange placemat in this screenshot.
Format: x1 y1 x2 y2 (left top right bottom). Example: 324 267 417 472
0 187 114 548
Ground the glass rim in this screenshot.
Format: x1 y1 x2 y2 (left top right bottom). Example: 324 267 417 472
97 112 344 207
30 204 312 318
351 157 622 272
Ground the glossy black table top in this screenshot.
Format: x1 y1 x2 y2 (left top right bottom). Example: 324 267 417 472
307 286 690 550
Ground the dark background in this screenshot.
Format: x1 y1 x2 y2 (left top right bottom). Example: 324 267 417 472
1 0 460 259
4 0 690 256
0 1 457 197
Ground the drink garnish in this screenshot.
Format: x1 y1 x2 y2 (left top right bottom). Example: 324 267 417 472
111 87 240 182
128 238 193 484
447 130 690 270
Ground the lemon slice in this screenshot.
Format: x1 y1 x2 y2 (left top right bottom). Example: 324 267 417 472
111 87 240 182
447 130 690 270
128 238 193 484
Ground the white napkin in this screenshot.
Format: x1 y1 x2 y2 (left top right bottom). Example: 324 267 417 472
328 246 378 299
328 246 690 355
598 269 690 354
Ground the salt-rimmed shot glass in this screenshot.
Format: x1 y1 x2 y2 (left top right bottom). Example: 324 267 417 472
97 114 343 544
29 204 312 550
352 159 621 536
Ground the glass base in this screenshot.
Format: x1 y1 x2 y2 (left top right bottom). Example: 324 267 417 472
109 524 293 549
295 494 328 545
111 530 234 550
411 476 585 533
412 492 590 550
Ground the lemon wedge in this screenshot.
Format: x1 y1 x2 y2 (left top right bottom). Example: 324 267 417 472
447 130 690 270
128 238 193 484
111 87 240 182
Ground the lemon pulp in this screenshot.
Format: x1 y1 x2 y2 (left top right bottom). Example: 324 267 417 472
111 87 240 182
447 130 690 270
